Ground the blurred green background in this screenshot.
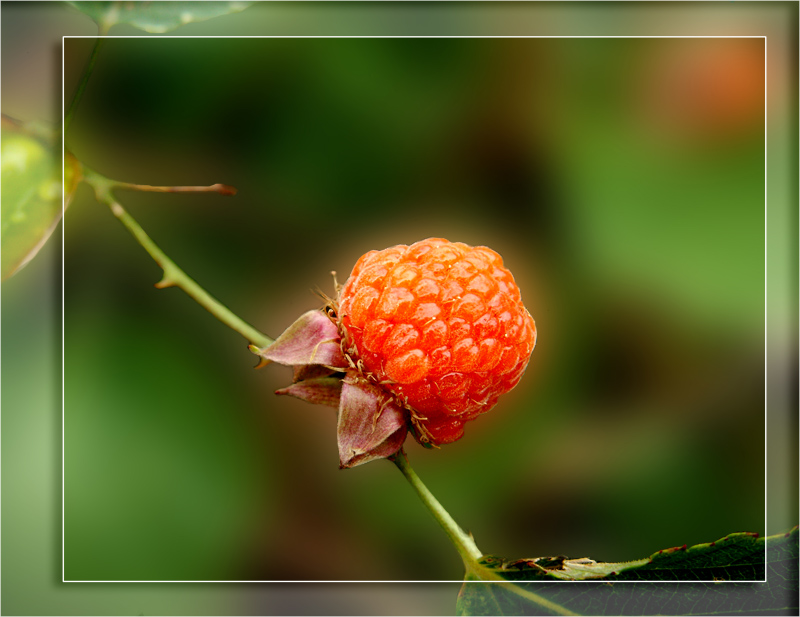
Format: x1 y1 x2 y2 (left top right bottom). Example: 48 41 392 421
3 1 798 615
64 33 767 577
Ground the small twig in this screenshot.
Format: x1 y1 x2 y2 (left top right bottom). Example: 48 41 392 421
113 181 237 196
83 167 274 350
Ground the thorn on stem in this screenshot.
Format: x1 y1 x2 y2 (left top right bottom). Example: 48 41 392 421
211 183 237 196
248 345 272 368
155 276 176 289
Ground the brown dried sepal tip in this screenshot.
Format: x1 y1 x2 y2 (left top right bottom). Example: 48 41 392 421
251 309 408 468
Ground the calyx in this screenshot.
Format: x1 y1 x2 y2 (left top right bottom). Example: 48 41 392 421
251 309 408 468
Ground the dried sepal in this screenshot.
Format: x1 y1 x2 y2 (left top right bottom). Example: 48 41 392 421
337 371 408 469
293 363 338 383
276 376 342 409
261 309 409 468
254 310 347 369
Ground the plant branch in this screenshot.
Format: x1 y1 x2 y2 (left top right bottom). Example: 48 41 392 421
64 36 106 135
114 181 238 196
390 450 482 565
83 168 273 350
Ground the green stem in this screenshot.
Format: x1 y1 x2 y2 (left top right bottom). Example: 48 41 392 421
83 168 273 349
391 451 576 616
64 36 106 135
390 451 482 565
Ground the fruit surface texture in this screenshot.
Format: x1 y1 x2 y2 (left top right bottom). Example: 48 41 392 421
337 238 536 445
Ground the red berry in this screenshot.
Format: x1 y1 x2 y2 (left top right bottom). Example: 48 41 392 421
337 238 536 445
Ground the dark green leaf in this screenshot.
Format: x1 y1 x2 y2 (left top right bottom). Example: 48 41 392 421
69 1 253 33
1 117 79 281
457 527 798 616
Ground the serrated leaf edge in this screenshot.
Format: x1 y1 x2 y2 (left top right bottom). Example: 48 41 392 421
474 527 797 583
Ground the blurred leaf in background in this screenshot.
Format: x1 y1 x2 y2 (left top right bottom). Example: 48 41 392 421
1 116 80 281
68 1 253 34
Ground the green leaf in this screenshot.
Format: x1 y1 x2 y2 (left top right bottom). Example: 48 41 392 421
457 527 798 616
68 1 253 34
1 117 80 281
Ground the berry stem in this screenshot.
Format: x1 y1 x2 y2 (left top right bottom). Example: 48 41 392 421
83 167 274 350
391 453 576 615
390 450 483 565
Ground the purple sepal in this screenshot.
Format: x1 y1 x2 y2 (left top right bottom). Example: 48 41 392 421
337 371 408 468
275 377 342 409
293 364 337 383
256 310 348 369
